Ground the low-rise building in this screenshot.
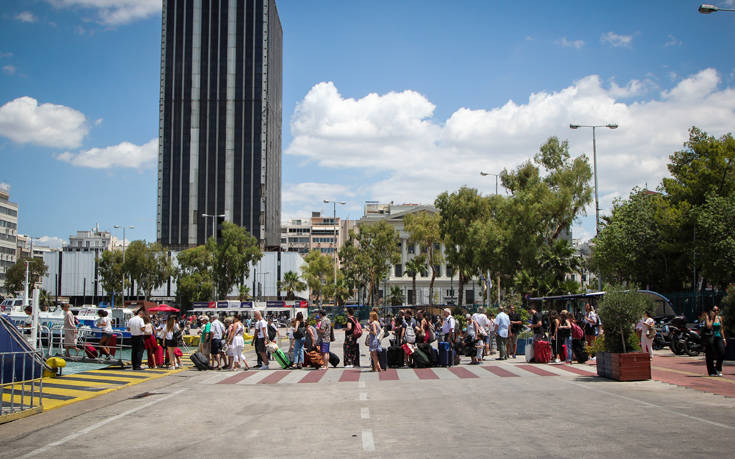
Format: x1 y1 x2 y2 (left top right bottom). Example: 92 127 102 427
0 187 18 297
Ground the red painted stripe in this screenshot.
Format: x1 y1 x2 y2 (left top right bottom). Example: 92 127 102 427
414 368 439 380
481 366 519 377
217 371 257 384
448 367 479 379
554 365 597 376
516 365 559 376
258 371 291 384
379 368 399 381
298 369 326 383
339 370 362 382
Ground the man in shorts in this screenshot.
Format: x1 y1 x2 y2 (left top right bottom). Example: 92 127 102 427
210 314 226 369
317 310 332 370
254 310 270 370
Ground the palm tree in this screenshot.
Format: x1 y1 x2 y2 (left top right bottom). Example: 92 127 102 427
279 270 307 300
389 286 404 306
404 255 426 305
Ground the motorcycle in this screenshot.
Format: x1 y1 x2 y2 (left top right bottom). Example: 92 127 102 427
669 316 704 356
653 316 674 350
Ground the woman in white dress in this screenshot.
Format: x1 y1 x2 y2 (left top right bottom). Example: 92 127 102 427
640 311 655 359
230 315 249 370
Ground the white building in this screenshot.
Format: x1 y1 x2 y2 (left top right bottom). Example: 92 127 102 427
280 211 356 260
64 227 113 253
0 187 18 297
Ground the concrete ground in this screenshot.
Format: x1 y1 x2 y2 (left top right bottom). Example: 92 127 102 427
2 332 735 458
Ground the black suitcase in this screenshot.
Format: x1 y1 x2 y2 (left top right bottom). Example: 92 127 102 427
572 339 588 363
329 352 340 368
388 345 403 368
374 348 388 371
190 351 210 371
413 348 430 368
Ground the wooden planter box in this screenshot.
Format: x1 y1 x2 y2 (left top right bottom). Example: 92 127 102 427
596 351 651 381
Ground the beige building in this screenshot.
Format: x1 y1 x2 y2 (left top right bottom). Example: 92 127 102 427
280 212 356 262
0 187 18 296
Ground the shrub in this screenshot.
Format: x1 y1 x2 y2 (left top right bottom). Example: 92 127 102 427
721 284 735 339
596 285 652 353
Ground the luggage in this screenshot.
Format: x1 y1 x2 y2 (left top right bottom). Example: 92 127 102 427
174 347 183 357
401 343 414 356
572 339 588 363
376 348 388 371
525 340 535 363
329 352 340 368
388 345 404 368
274 348 292 369
155 345 165 366
108 334 118 356
417 343 438 367
533 340 551 364
438 341 455 367
306 349 324 368
85 344 98 359
412 348 431 368
561 344 567 361
190 351 210 370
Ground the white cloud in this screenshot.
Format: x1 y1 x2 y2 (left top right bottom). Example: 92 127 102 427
0 182 9 193
286 69 735 223
0 96 88 148
601 31 633 48
556 37 585 49
56 138 158 169
664 34 682 47
46 0 160 26
94 118 103 126
2 65 17 76
0 52 12 59
15 11 37 23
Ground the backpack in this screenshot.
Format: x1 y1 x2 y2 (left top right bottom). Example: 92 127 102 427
405 325 416 344
571 323 584 340
293 323 304 340
267 323 277 341
350 317 363 338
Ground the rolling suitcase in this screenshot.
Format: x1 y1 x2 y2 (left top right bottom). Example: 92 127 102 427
154 345 165 366
274 348 292 369
190 351 210 370
412 348 430 368
377 348 388 370
572 339 588 363
329 352 340 368
85 344 98 359
108 334 118 356
438 341 454 367
388 345 404 368
533 340 551 363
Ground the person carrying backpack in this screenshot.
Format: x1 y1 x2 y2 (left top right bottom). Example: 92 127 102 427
344 308 362 368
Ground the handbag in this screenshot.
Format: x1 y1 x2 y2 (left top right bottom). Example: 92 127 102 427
645 327 656 339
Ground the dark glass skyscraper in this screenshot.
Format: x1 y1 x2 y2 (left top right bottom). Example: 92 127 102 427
157 0 282 249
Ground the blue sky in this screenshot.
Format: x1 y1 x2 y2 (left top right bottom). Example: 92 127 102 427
1 0 734 248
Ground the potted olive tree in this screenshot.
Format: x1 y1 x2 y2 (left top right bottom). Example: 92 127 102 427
595 286 652 381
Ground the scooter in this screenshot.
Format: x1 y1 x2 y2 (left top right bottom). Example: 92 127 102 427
669 316 704 356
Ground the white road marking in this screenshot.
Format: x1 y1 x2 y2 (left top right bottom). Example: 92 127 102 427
359 392 368 401
566 380 735 430
361 407 370 419
21 389 186 458
362 430 375 451
358 381 366 388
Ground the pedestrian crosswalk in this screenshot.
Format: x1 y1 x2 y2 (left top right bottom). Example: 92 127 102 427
204 363 595 385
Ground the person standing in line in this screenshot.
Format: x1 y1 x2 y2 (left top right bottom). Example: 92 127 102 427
465 314 482 365
127 308 146 370
508 305 523 359
287 319 295 362
583 303 599 347
549 311 560 363
639 311 655 359
487 312 497 356
163 315 180 370
368 311 383 372
471 310 490 360
292 311 306 369
62 303 80 358
96 309 114 359
703 306 726 377
222 317 234 369
317 309 332 370
253 310 270 370
495 306 510 360
210 314 225 370
344 308 360 368
441 308 456 348
229 315 249 370
198 315 211 363
143 313 159 368
556 311 572 363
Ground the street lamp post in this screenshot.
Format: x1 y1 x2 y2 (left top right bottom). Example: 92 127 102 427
569 123 618 290
698 4 735 13
113 225 134 307
323 200 346 300
479 171 499 195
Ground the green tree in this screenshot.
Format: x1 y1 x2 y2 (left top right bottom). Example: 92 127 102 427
3 257 48 296
302 250 333 305
124 240 173 300
404 254 426 305
435 186 486 306
388 285 404 306
695 192 735 289
339 231 372 304
206 221 262 299
404 211 443 306
176 245 214 308
343 221 400 306
324 273 351 306
98 250 124 302
279 270 307 300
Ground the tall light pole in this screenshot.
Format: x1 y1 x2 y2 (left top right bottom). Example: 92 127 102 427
480 171 500 305
323 200 346 300
569 123 618 290
698 4 735 13
113 225 134 307
479 171 499 195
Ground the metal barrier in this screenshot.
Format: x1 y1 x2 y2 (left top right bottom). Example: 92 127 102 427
0 350 44 422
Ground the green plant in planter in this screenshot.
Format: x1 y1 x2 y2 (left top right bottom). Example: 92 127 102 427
334 314 347 328
307 317 317 327
586 334 640 355
596 285 652 353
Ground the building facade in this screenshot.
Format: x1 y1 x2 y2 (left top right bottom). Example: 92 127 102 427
63 229 113 253
0 188 18 297
157 0 283 250
280 212 357 260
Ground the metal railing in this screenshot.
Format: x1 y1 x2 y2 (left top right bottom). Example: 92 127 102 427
0 350 43 422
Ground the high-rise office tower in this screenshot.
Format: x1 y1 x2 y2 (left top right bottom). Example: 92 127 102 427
157 0 282 249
